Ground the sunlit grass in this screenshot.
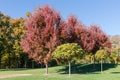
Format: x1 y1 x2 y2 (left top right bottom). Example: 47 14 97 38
0 64 120 80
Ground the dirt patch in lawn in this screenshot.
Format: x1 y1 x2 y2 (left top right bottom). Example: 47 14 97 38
0 74 32 79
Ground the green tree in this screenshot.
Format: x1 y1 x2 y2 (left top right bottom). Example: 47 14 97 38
95 49 109 73
9 18 25 68
0 12 10 68
53 43 84 77
84 53 94 64
0 11 25 68
110 49 120 64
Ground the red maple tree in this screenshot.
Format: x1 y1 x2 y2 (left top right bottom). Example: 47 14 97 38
21 5 61 74
90 25 111 53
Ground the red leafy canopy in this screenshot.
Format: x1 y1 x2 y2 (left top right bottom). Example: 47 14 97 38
21 5 61 64
60 15 95 52
21 5 111 64
60 16 78 43
90 25 111 53
75 26 95 52
59 16 111 53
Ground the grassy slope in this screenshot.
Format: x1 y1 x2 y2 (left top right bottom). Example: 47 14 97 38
0 64 120 80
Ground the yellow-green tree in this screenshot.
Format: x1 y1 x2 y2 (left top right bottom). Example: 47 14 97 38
95 49 109 73
110 48 120 64
53 43 84 77
0 12 10 68
10 18 25 53
9 18 25 68
0 11 26 68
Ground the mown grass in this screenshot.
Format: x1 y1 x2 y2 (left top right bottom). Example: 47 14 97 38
0 64 120 80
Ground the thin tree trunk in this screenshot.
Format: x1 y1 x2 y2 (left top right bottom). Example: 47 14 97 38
73 61 76 73
0 53 1 69
101 59 103 73
16 63 19 68
91 56 93 64
68 61 71 77
41 63 43 68
93 54 95 70
16 56 19 68
25 61 27 69
16 60 18 68
32 61 34 68
45 63 48 74
8 53 10 68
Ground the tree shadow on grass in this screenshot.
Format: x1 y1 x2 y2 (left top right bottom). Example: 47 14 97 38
111 64 120 74
57 63 117 74
111 72 120 74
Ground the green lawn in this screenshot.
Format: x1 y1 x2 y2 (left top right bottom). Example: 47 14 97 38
0 64 120 80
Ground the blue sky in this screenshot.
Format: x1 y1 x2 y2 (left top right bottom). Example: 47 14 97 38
0 0 120 35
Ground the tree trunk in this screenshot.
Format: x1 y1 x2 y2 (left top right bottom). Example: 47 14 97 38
91 56 93 64
41 63 43 68
45 63 48 74
68 61 71 77
101 59 103 73
73 61 76 73
16 56 19 68
32 61 34 68
0 53 1 69
16 62 19 68
8 53 10 68
93 55 95 70
25 61 27 69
